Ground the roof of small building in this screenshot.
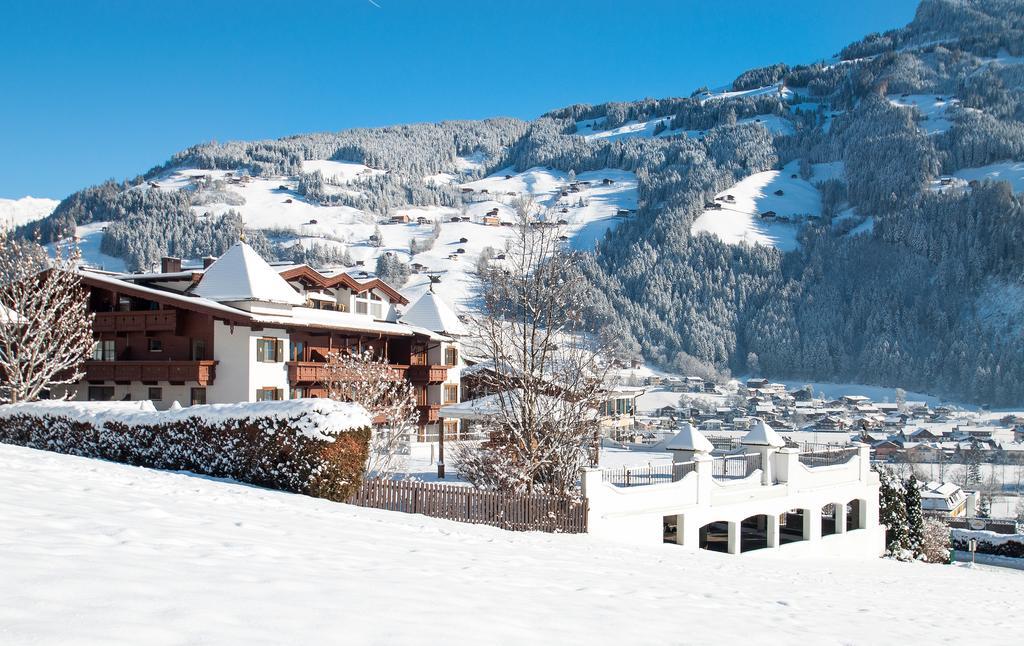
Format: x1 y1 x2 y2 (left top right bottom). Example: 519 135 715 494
194 242 304 305
743 419 786 447
666 423 714 453
400 290 467 336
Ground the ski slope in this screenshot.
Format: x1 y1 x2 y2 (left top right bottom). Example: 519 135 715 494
0 196 59 230
690 160 821 252
2 443 1022 645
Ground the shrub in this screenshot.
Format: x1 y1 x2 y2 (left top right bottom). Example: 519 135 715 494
951 529 1024 559
0 400 372 502
920 517 951 563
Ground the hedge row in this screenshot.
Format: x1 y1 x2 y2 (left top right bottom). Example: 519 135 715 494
951 530 1024 559
0 405 371 501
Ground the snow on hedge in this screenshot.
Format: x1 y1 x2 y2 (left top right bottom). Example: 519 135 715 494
0 399 371 441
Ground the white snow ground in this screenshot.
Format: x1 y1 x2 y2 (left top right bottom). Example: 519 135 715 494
0 196 59 230
690 160 820 252
1 443 1022 645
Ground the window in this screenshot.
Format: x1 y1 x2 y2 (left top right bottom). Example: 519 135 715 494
291 341 305 362
88 386 115 401
148 338 162 352
191 339 206 361
355 300 369 315
256 387 283 401
444 384 459 404
92 339 115 362
445 346 458 366
190 387 207 406
443 419 460 438
370 303 382 319
256 338 284 363
291 387 305 399
148 387 163 401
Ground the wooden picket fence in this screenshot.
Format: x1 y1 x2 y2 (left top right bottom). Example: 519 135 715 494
346 479 588 534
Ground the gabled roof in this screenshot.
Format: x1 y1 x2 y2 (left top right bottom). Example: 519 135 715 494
666 422 714 453
194 242 304 305
277 265 408 305
400 290 467 336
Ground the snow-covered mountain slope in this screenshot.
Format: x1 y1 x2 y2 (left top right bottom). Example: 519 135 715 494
952 160 1024 193
2 443 1021 645
0 196 59 230
887 94 960 135
690 160 823 252
111 164 637 308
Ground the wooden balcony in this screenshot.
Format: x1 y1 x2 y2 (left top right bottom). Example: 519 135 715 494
418 404 441 425
407 364 448 384
287 361 409 384
84 360 217 385
93 310 177 333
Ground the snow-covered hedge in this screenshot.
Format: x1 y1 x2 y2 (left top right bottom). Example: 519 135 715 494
951 529 1024 559
0 400 372 501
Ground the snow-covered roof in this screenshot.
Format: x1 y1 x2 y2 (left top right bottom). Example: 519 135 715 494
666 422 714 453
400 290 467 336
743 419 786 447
194 242 304 305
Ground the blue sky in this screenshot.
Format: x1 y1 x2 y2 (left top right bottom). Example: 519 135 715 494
0 0 919 199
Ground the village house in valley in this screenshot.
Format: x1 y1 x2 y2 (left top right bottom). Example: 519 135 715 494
57 241 463 446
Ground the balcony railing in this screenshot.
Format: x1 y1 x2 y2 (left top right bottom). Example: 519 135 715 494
93 310 177 333
287 361 409 384
407 364 448 383
798 445 859 468
601 461 696 487
417 404 441 424
711 453 761 480
84 360 216 385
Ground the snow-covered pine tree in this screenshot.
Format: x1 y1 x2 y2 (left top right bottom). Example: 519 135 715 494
877 467 910 559
904 473 924 558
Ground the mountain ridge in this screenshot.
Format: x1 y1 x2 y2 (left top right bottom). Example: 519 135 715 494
18 0 1024 405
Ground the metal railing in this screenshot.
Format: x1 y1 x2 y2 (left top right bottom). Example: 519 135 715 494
601 461 696 487
711 453 761 480
799 444 859 468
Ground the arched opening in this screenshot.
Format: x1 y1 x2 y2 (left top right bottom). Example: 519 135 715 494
780 508 807 544
821 503 838 536
739 514 771 552
846 499 864 531
698 521 730 552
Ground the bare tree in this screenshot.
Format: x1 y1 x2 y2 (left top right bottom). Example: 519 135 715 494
454 199 615 497
320 348 417 479
0 235 94 404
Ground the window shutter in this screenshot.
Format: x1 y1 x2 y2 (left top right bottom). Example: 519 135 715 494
275 339 284 362
256 340 265 363
276 388 283 401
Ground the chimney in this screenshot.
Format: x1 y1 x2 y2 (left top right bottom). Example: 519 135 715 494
202 256 217 269
161 256 182 273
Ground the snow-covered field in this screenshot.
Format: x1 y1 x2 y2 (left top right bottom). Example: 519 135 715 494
2 443 1022 645
888 94 959 135
952 160 1024 193
0 196 58 230
48 220 127 272
690 160 820 251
